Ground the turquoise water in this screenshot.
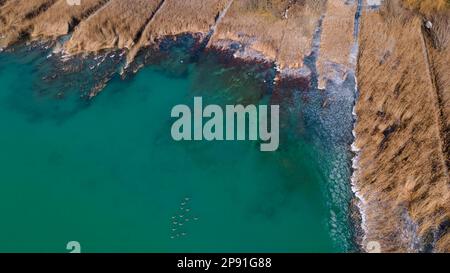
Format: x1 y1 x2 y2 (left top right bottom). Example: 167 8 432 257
0 40 355 252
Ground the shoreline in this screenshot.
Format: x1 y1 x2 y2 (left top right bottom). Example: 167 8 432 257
1 3 364 250
349 0 367 252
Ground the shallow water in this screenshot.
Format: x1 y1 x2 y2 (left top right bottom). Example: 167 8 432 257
0 40 356 252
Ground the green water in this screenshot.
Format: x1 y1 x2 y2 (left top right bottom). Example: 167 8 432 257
0 41 354 253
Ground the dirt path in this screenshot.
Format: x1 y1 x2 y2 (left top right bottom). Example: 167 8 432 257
77 0 112 22
126 0 166 63
205 0 234 47
132 0 166 44
81 0 113 23
420 27 450 180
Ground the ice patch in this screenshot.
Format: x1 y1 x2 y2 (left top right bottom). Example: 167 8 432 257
280 66 311 78
366 0 382 7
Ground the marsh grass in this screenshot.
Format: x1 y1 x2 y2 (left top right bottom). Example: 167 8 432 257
403 0 449 14
31 0 109 38
210 0 326 69
65 0 162 54
355 1 450 252
427 12 450 50
0 0 57 46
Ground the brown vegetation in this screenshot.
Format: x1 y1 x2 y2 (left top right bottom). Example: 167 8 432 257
427 12 450 51
127 0 231 61
426 10 450 175
0 0 113 47
1 0 326 72
316 0 356 89
65 0 162 54
139 0 230 42
428 45 450 157
355 2 449 252
0 0 448 253
31 0 110 40
403 0 449 14
209 0 325 70
0 0 57 47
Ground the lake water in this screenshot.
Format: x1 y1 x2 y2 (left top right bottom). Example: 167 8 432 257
0 38 356 252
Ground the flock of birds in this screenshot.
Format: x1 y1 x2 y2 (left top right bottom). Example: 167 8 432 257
170 197 199 239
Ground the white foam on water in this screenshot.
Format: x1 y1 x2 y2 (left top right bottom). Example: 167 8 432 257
351 142 360 153
280 65 311 78
348 0 371 250
366 0 382 7
351 88 370 247
350 162 368 236
275 64 281 72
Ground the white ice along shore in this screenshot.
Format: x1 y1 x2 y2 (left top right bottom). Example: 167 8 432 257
366 0 382 8
171 97 280 152
350 0 374 252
